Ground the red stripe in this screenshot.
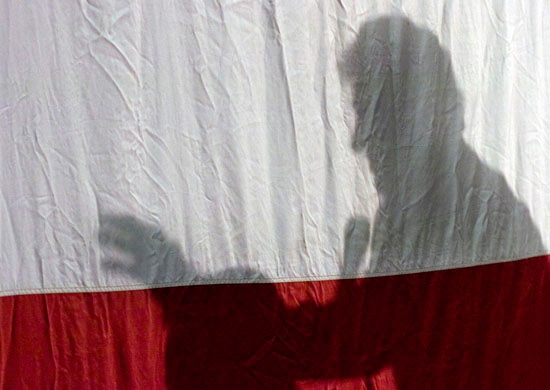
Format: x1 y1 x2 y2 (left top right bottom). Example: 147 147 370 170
2 256 550 389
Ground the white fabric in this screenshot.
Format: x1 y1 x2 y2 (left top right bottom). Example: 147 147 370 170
1 1 549 296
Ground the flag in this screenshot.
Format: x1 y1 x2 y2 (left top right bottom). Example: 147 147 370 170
1 1 549 389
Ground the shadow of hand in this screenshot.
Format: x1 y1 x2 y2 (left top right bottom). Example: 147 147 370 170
99 214 193 283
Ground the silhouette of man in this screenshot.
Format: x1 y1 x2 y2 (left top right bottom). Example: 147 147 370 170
99 16 546 390
343 16 542 274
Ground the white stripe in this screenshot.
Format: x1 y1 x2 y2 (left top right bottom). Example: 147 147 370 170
1 1 548 296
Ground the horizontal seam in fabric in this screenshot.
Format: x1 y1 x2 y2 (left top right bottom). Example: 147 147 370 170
1 251 548 297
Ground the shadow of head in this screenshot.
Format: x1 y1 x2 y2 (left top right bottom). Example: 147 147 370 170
341 16 464 192
341 15 543 267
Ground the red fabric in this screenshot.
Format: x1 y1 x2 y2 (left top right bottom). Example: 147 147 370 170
1 256 550 389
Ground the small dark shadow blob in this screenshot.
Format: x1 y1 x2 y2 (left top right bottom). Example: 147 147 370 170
343 216 370 275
